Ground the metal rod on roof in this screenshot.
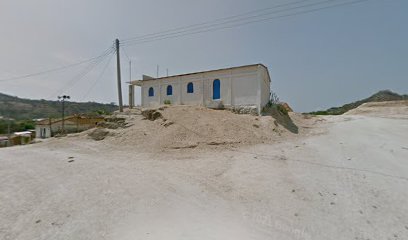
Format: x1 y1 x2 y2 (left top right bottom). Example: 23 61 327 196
129 60 132 82
115 39 123 112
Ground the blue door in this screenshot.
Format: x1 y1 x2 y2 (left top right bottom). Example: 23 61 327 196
213 79 220 100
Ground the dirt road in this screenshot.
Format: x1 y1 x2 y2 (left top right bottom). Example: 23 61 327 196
1 103 407 240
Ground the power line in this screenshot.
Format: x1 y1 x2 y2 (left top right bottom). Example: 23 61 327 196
0 45 114 83
48 48 115 99
80 51 115 101
50 48 114 98
121 45 131 62
121 0 370 47
0 0 372 105
121 0 314 43
121 0 368 45
121 0 327 44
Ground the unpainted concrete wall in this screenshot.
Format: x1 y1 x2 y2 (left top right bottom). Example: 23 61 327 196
138 65 271 112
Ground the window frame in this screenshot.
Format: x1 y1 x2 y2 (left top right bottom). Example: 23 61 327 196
148 87 154 97
187 82 194 93
166 85 173 96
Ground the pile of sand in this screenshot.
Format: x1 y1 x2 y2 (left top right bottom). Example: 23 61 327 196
82 106 318 151
345 100 408 118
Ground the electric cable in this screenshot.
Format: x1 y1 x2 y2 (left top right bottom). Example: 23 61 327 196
121 0 370 47
80 50 115 101
0 45 114 82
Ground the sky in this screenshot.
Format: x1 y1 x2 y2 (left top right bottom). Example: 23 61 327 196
0 0 406 112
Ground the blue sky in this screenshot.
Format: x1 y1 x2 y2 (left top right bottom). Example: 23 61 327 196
0 0 406 112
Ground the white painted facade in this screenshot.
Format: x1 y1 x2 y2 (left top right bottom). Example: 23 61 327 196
35 125 52 138
129 64 271 114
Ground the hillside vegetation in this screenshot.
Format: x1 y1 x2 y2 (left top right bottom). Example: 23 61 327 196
309 90 408 115
0 93 117 120
0 93 118 134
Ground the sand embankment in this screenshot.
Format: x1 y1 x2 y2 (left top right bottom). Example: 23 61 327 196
0 102 407 240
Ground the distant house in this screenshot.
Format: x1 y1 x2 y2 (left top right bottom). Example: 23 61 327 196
0 131 35 147
0 136 9 147
35 115 104 138
128 64 271 114
10 131 34 145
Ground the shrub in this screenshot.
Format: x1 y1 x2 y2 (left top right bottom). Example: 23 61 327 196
262 91 288 115
164 100 171 105
277 104 288 116
309 110 330 115
94 109 111 115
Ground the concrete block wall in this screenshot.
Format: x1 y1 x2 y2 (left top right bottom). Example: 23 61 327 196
136 64 271 113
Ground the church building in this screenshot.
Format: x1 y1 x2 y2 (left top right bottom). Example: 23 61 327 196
128 64 271 114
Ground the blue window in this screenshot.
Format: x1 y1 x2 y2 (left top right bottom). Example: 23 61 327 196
148 87 154 97
187 82 194 93
167 85 173 96
213 79 220 100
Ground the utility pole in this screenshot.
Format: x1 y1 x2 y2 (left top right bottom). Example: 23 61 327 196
129 60 134 109
58 95 70 134
115 39 123 112
7 118 11 137
7 117 12 147
49 118 52 137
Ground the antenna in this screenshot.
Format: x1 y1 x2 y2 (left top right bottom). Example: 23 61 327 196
156 65 159 78
129 60 132 82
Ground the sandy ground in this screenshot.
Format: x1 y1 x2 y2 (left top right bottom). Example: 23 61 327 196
0 102 407 240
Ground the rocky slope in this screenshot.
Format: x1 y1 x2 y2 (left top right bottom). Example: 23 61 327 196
310 90 408 115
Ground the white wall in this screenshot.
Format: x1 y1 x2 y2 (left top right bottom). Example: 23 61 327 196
180 75 205 105
142 83 160 107
260 65 272 110
138 65 270 111
231 71 258 106
35 126 51 138
160 77 180 105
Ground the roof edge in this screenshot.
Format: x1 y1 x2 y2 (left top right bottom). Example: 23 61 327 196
130 63 269 85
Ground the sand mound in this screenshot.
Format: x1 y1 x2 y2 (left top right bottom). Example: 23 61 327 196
345 100 408 118
88 128 110 141
84 106 316 151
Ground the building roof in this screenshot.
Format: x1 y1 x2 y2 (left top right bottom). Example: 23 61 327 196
36 115 104 125
129 63 270 86
14 131 32 136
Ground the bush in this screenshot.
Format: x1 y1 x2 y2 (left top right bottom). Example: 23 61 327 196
262 91 288 115
94 109 111 115
309 110 330 115
277 104 288 116
0 119 35 134
164 100 171 105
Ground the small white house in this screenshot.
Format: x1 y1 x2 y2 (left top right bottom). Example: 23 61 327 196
128 64 271 114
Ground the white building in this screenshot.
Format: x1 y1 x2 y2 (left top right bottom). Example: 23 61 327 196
128 64 271 114
35 116 104 138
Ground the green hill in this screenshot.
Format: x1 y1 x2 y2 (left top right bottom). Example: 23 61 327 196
0 93 118 120
310 90 408 115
